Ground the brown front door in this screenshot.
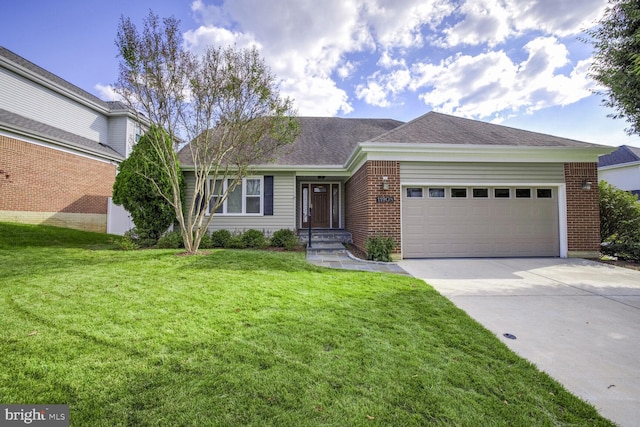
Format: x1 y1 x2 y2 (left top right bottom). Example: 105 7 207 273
311 184 330 228
301 183 331 228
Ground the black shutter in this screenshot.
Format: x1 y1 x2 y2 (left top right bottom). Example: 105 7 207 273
264 176 274 216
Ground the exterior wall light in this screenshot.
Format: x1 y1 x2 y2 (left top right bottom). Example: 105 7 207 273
582 180 592 190
382 176 389 190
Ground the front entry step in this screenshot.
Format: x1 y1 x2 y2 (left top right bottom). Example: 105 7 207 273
298 230 352 245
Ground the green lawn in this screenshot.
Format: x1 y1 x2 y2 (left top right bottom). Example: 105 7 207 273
0 222 614 426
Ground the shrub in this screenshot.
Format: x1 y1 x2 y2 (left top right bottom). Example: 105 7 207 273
241 229 267 249
157 231 184 249
210 229 232 248
116 235 139 251
365 235 396 262
270 229 299 250
226 233 246 249
199 232 213 249
601 242 640 262
124 227 157 248
599 180 640 243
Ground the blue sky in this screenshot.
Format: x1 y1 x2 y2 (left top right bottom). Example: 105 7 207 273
2 0 639 148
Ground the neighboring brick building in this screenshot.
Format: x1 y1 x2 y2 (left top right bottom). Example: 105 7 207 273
0 46 136 232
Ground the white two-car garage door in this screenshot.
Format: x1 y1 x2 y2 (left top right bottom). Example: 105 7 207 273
402 186 560 258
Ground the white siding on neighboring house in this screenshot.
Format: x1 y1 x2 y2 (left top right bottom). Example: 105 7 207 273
185 171 297 234
599 163 640 192
0 68 109 143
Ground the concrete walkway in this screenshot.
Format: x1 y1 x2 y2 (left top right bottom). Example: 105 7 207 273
305 242 408 274
398 257 640 427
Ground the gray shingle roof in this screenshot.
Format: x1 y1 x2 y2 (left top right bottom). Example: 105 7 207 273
599 145 640 167
274 117 404 165
178 117 404 166
0 108 123 160
369 111 604 148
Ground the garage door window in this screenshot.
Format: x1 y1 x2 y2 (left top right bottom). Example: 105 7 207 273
494 188 510 198
473 188 489 198
537 188 553 198
406 188 423 198
451 188 467 198
429 188 445 198
516 188 531 198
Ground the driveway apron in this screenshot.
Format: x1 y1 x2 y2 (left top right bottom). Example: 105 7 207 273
398 258 640 427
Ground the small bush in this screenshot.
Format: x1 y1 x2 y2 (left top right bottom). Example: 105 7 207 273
116 235 139 251
157 231 184 249
241 229 267 249
365 235 395 262
226 233 246 249
601 242 640 262
211 229 232 248
271 229 299 250
124 227 157 248
199 232 213 249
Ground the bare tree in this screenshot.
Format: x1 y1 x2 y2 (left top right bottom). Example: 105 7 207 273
115 11 299 254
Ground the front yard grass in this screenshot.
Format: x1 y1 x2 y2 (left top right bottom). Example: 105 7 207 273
0 223 614 426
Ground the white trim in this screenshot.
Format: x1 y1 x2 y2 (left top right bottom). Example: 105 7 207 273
558 184 568 258
598 160 640 171
207 176 264 216
347 143 610 171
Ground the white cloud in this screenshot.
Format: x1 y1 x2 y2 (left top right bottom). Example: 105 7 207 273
182 0 604 119
441 0 608 47
95 83 123 102
409 37 594 119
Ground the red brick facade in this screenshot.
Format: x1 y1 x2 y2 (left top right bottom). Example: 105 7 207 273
345 160 401 254
564 162 600 255
0 135 117 230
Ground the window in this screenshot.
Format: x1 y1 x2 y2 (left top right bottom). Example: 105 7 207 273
516 188 531 198
494 188 510 198
406 187 423 198
473 188 489 198
537 188 553 198
429 187 445 198
208 177 263 215
451 188 467 198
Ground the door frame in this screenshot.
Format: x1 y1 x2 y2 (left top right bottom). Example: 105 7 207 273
299 182 341 229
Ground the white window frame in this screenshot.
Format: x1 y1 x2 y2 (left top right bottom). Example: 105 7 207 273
207 176 263 216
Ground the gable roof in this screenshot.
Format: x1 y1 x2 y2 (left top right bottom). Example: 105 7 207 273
369 111 601 148
598 145 640 167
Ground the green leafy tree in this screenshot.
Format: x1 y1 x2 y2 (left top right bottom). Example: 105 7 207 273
115 11 299 254
112 126 185 242
599 180 640 242
587 0 640 135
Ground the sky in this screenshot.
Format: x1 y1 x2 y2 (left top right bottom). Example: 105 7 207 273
1 0 639 148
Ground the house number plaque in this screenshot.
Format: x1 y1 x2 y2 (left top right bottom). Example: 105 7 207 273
376 196 395 203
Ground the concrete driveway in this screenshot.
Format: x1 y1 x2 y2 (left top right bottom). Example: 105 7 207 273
398 258 640 427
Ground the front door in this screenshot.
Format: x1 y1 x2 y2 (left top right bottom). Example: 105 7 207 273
301 183 336 228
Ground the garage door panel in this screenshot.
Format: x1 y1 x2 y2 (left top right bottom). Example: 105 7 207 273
402 186 559 258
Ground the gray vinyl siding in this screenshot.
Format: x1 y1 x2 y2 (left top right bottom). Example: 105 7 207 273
400 162 565 184
107 117 129 157
185 171 296 235
0 68 109 143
